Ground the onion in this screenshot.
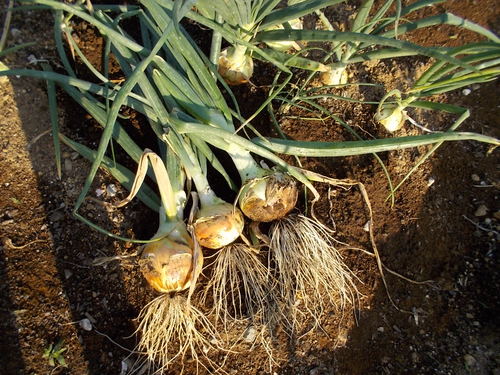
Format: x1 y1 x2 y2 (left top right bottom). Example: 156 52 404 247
194 202 244 249
239 172 298 222
375 104 406 132
320 64 348 86
139 233 197 293
218 46 254 85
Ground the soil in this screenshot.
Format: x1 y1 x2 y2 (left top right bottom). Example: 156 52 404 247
0 1 499 375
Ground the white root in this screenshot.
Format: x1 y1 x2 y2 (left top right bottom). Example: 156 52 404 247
269 214 358 332
201 244 282 329
130 294 223 374
200 244 282 366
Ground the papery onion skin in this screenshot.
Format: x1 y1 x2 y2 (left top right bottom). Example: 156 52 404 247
218 47 254 85
375 105 406 132
194 203 245 249
139 237 196 293
239 172 298 222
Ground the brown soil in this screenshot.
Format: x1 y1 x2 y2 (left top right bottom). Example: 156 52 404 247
0 1 499 375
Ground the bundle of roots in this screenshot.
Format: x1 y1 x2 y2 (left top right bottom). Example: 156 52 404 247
269 214 358 331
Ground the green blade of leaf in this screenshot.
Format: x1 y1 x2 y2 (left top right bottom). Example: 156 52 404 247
250 132 499 157
41 63 61 179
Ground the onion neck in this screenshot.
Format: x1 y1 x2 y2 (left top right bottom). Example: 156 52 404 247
226 143 266 183
190 167 221 207
154 209 190 245
228 44 248 66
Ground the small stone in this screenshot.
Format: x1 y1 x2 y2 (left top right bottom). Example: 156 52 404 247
494 211 500 220
242 326 257 343
464 354 476 369
466 313 474 319
427 177 435 187
377 327 385 333
363 220 371 232
64 158 72 173
50 211 64 222
106 184 117 197
474 205 488 217
27 54 38 64
471 174 480 182
95 188 105 197
462 88 472 96
79 318 92 331
64 269 73 279
6 209 19 218
120 360 129 375
10 28 21 39
472 321 480 327
411 352 418 362
309 368 320 375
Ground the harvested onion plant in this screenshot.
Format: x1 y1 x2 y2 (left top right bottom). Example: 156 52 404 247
2 0 500 373
375 43 500 132
110 150 224 373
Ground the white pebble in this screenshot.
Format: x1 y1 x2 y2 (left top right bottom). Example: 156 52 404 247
243 326 257 343
106 184 117 197
474 205 488 217
462 88 472 96
363 220 371 232
79 318 92 331
64 269 73 279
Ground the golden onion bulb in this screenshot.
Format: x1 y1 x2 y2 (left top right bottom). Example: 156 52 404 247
194 203 245 249
375 105 406 132
320 65 348 86
218 47 254 85
239 172 298 222
139 236 197 293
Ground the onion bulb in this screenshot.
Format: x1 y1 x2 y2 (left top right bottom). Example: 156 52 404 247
264 19 303 51
375 104 406 132
194 202 245 249
239 172 298 222
139 235 197 293
320 64 348 86
218 46 254 85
